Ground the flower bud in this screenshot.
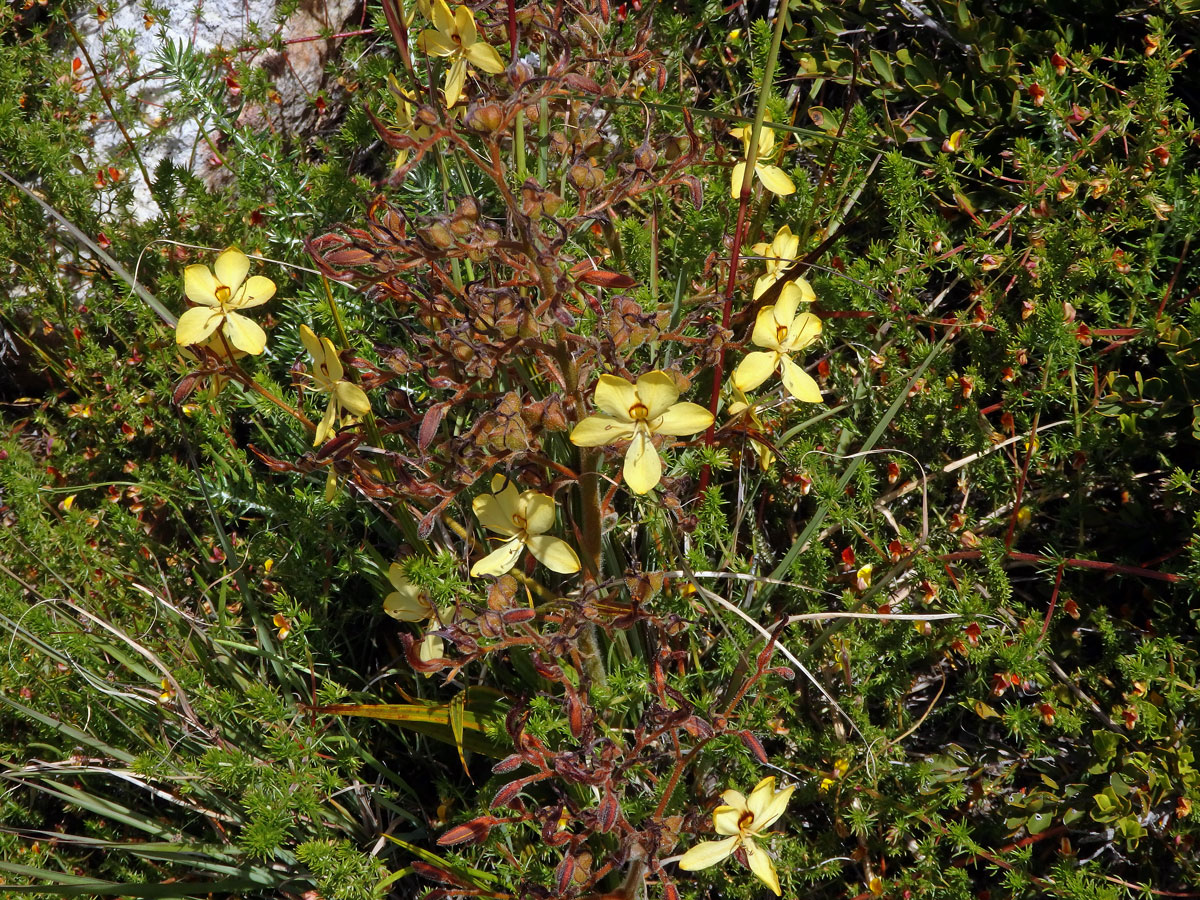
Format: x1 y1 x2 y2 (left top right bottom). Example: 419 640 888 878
421 222 455 248
508 59 535 87
467 103 505 132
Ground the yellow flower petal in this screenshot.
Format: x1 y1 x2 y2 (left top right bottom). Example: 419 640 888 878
755 163 795 196
677 835 740 871
213 247 249 294
743 838 782 896
466 40 505 74
779 355 823 403
521 490 556 535
783 311 822 352
432 0 455 34
221 311 267 355
730 160 749 198
175 306 223 346
419 28 457 56
772 225 799 263
753 273 777 300
336 381 371 417
594 374 638 421
473 492 519 536
384 574 436 622
773 282 804 328
490 475 523 522
230 274 276 309
745 777 778 822
751 305 784 351
183 264 219 306
712 804 744 836
623 428 661 494
315 396 337 445
444 58 467 106
525 534 581 574
635 371 682 419
755 126 776 156
299 324 322 360
454 5 476 44
569 414 636 447
751 782 795 833
732 351 778 393
418 630 444 663
653 402 713 436
470 536 524 577
316 335 345 383
719 788 750 814
792 276 816 304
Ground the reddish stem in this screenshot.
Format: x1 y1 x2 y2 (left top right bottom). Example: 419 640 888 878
698 189 753 490
941 550 1183 583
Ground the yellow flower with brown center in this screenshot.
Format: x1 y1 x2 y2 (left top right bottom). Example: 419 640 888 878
750 225 804 300
677 776 795 896
418 0 506 107
175 247 275 355
732 283 823 403
470 476 580 578
569 372 714 495
730 126 795 198
299 325 372 446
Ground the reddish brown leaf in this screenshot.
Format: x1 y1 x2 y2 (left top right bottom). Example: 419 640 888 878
419 402 447 451
739 730 769 764
573 265 637 289
438 817 496 846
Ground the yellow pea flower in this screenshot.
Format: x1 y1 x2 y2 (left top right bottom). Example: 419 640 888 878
727 386 774 471
176 247 275 355
299 325 372 446
730 125 795 198
678 776 795 896
750 225 803 300
470 475 581 577
732 283 823 403
417 0 506 107
569 372 714 495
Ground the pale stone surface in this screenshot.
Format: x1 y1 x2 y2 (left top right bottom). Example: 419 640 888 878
73 0 359 219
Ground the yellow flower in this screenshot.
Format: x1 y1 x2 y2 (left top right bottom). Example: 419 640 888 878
176 247 275 355
383 563 445 665
727 385 774 471
470 475 581 577
383 563 437 622
732 284 823 402
386 74 435 170
570 372 714 495
678 776 795 896
417 0 506 107
299 325 372 446
730 125 795 198
272 612 292 640
750 225 803 300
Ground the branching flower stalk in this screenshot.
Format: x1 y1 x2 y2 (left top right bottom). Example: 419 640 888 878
701 0 796 486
